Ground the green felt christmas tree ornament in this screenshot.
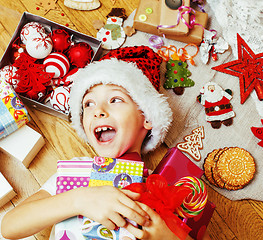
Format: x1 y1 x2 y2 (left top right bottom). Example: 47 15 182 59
164 59 195 95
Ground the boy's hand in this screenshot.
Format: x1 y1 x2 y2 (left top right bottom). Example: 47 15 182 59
74 186 150 230
124 202 192 240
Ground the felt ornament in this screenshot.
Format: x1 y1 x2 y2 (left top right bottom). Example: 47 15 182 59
96 8 127 50
164 59 194 95
197 82 235 129
251 119 263 147
176 126 205 161
212 33 263 104
13 52 54 101
200 29 228 64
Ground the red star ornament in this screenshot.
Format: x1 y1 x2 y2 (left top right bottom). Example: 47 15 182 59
212 33 263 104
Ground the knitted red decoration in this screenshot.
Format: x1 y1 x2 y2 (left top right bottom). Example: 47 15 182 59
100 46 163 91
212 33 263 104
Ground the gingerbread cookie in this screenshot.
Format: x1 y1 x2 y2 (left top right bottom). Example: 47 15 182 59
177 126 205 161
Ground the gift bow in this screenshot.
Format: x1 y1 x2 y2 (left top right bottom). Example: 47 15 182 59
124 174 192 240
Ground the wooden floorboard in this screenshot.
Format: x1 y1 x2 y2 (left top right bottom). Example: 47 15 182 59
0 0 262 239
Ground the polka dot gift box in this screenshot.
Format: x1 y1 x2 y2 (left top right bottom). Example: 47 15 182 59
89 157 144 188
56 157 93 194
55 157 144 240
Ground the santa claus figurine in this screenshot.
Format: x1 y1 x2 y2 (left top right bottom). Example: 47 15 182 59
197 82 235 129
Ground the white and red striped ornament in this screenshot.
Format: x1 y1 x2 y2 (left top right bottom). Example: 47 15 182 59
49 86 71 114
20 22 46 44
44 52 70 78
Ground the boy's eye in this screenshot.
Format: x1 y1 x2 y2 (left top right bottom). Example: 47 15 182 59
110 97 123 103
85 101 95 108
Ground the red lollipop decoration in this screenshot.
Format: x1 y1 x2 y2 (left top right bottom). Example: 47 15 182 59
51 29 71 52
67 42 94 68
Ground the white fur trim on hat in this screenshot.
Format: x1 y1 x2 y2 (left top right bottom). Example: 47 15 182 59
69 59 173 154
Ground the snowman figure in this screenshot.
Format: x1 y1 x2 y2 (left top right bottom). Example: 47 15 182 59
96 8 127 50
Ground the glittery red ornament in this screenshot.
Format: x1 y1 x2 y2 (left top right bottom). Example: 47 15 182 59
67 42 94 68
212 33 263 104
51 29 71 52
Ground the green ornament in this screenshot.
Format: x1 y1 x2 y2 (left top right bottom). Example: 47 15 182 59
164 59 195 89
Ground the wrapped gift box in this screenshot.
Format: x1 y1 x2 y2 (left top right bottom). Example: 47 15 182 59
186 200 216 240
0 78 29 140
0 125 45 167
0 12 102 121
55 157 144 240
133 0 208 45
134 0 190 36
89 157 144 188
55 157 93 240
153 147 204 185
0 172 16 207
153 147 214 240
82 157 144 240
56 157 93 194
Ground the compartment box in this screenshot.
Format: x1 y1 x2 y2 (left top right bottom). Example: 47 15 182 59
0 12 102 121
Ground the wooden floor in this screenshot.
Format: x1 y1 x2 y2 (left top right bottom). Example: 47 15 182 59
0 0 263 239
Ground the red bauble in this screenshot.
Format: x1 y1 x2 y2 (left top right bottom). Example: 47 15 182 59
67 42 94 68
51 29 71 52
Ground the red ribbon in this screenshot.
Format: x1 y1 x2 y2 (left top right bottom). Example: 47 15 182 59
124 174 192 240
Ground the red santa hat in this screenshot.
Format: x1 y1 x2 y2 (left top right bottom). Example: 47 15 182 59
69 46 173 154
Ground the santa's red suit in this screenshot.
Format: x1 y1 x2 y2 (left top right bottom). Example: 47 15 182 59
200 82 235 122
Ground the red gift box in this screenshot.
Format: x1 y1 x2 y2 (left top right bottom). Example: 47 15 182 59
186 200 216 240
153 147 204 185
153 147 215 240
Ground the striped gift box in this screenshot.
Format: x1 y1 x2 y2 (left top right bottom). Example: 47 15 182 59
56 157 93 194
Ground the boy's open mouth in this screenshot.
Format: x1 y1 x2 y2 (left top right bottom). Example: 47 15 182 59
94 126 116 142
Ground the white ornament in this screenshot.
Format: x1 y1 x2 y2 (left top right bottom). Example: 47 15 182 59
0 65 19 89
49 86 71 114
44 52 70 78
20 22 46 44
26 35 53 59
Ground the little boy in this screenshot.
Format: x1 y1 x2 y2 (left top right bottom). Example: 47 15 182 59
1 46 196 240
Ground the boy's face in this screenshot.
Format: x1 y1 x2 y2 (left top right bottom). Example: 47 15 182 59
82 84 151 158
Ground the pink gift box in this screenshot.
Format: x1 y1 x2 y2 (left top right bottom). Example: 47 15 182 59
153 147 215 240
153 147 204 185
